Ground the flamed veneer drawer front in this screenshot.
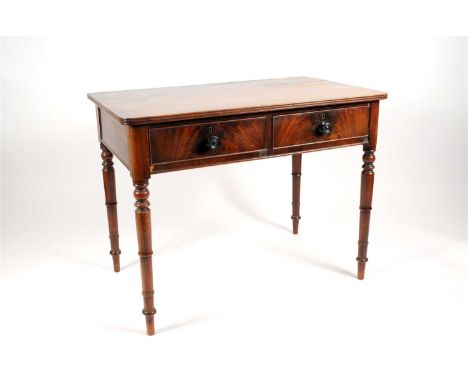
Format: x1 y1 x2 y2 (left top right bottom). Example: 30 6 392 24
272 105 370 149
149 116 267 164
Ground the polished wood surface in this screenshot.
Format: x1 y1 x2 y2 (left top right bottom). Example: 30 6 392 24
272 105 369 149
91 77 386 335
88 77 387 125
149 116 267 164
100 109 130 169
143 104 373 174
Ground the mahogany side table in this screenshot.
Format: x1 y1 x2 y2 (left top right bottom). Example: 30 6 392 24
88 77 387 335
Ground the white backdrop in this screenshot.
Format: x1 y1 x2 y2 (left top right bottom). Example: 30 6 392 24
1 36 467 381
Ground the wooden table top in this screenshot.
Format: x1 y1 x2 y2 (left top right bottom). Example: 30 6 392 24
88 77 387 125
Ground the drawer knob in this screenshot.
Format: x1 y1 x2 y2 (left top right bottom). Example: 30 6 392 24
315 120 333 136
207 136 220 150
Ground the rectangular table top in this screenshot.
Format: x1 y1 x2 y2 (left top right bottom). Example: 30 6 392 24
88 76 387 125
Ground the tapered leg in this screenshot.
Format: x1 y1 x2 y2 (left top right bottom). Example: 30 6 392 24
291 154 302 234
101 143 121 272
133 180 156 335
356 147 375 280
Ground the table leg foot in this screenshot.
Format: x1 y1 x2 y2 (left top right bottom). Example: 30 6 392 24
111 251 121 272
357 258 368 280
144 314 155 336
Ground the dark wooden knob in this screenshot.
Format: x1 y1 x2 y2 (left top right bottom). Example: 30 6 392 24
207 136 220 150
315 120 333 136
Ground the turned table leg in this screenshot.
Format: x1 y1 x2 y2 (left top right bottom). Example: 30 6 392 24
356 146 375 280
133 180 156 335
291 154 302 234
100 143 121 272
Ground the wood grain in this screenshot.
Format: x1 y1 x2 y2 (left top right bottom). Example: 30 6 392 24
149 117 266 164
88 77 387 125
150 136 365 174
272 105 369 150
100 109 130 169
128 126 151 181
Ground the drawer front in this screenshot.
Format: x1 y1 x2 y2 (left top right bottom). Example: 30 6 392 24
272 105 369 149
149 116 267 164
